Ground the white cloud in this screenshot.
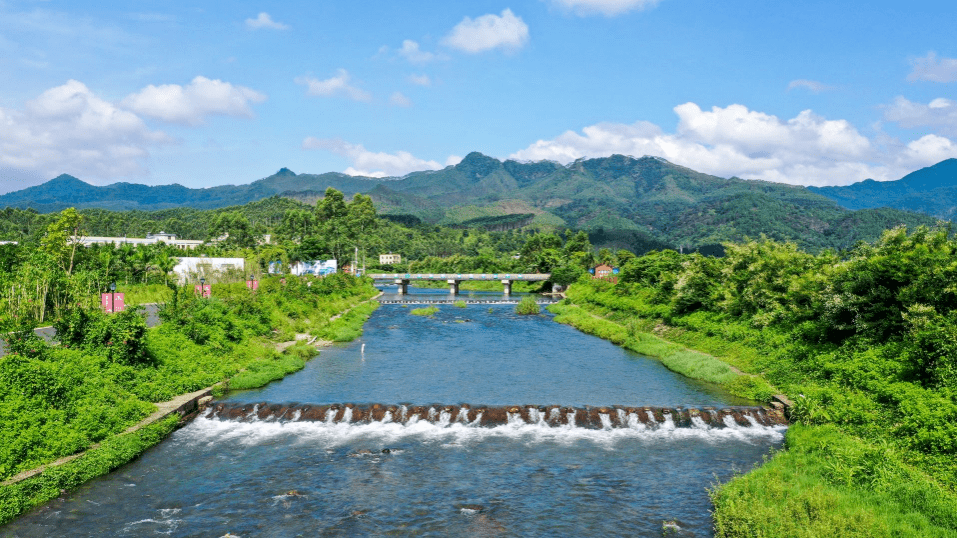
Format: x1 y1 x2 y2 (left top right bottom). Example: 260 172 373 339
389 92 412 107
510 102 957 186
442 9 529 53
883 96 957 135
0 80 171 181
898 134 957 169
398 40 435 64
245 12 289 30
295 69 372 101
121 76 266 125
408 74 432 86
548 0 661 16
788 79 833 93
907 52 957 83
302 138 449 177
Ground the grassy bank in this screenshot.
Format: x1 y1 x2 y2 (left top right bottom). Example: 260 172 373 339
547 301 770 399
0 416 179 526
562 231 957 536
0 273 378 525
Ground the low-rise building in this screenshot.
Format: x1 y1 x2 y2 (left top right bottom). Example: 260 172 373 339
592 264 618 283
172 257 245 283
80 232 204 250
379 253 402 265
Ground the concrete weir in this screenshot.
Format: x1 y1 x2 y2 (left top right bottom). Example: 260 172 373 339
204 402 787 429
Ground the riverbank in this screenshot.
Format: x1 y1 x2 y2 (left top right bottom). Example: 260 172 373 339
546 300 777 403
558 276 957 537
0 274 379 526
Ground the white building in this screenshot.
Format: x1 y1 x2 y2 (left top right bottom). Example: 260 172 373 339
379 253 402 265
290 260 338 276
172 257 246 283
80 232 204 250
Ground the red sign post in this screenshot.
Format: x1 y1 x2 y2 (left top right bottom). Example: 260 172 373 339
245 279 259 291
101 293 125 313
194 284 211 298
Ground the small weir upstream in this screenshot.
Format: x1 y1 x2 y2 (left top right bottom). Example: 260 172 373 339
4 286 787 537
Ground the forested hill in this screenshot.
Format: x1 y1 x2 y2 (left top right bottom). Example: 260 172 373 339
809 158 957 219
0 153 943 252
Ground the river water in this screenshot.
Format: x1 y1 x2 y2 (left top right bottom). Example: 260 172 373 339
4 287 785 537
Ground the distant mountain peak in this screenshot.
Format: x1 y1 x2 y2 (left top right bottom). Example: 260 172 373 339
50 174 85 184
276 167 296 177
455 152 503 179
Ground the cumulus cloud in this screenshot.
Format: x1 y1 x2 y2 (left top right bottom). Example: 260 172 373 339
295 69 372 101
121 76 266 125
788 79 833 93
907 52 957 83
510 102 957 186
883 96 957 135
398 40 436 63
0 80 171 181
389 92 412 107
548 0 661 16
245 12 289 30
302 138 449 177
442 9 529 53
408 74 432 86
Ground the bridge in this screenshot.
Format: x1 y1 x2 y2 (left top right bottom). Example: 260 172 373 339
367 273 550 295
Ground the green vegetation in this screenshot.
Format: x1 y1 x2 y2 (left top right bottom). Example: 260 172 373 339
515 295 540 315
0 416 180 526
453 300 467 308
560 227 957 536
410 306 439 317
0 267 377 525
547 301 747 390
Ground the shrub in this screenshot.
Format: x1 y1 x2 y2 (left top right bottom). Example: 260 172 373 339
515 295 540 315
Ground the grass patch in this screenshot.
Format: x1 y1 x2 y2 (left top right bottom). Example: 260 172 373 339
121 283 173 306
453 300 467 308
712 425 957 538
515 295 540 315
410 306 439 317
548 302 741 389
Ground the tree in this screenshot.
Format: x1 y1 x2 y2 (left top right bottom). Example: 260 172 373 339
316 188 349 263
209 211 258 248
41 208 83 275
347 193 377 264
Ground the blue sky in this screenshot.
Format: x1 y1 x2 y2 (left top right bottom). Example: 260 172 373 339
1 0 955 193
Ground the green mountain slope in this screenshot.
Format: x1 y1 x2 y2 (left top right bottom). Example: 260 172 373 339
1 153 944 252
809 158 957 219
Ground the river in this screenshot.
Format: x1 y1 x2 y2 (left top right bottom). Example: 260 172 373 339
3 286 785 537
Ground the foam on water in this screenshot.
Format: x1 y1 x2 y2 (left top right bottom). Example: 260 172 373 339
183 415 785 449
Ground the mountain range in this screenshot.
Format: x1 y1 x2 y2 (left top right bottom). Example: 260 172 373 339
1 153 951 252
809 158 957 220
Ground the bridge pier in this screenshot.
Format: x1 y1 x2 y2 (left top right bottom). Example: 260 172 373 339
395 278 409 294
502 280 511 296
448 279 460 295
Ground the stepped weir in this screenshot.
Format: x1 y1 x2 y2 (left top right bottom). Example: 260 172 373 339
204 402 787 429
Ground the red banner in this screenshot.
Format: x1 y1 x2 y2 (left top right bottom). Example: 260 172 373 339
101 293 126 313
194 284 211 298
